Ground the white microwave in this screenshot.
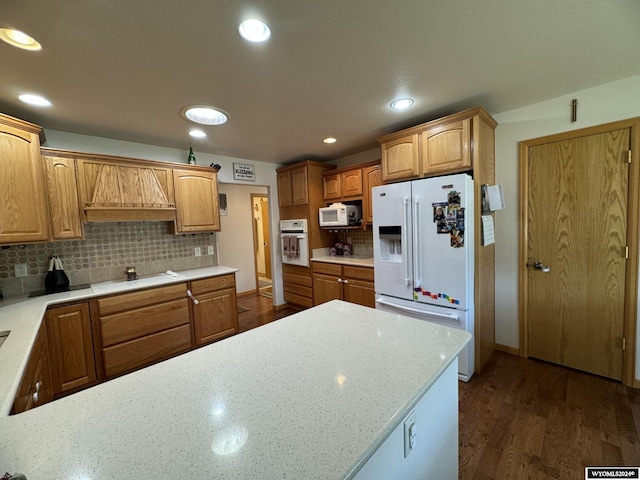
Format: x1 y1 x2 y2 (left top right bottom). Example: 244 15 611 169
319 203 361 227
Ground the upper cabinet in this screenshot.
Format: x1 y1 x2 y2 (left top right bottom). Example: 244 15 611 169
421 119 470 174
323 168 363 201
380 134 419 182
43 154 83 240
0 114 50 245
378 107 496 182
277 164 309 207
363 163 382 225
76 155 176 222
173 168 220 233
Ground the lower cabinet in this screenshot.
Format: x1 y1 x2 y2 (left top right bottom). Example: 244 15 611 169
46 302 97 395
12 273 240 412
190 273 238 346
312 262 375 308
283 264 314 308
97 283 191 378
12 323 54 414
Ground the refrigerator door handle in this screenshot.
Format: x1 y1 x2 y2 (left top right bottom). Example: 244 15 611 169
402 196 411 286
413 195 420 289
376 298 460 321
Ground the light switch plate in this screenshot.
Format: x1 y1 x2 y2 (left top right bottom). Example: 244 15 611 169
207 245 214 255
194 247 201 257
403 410 416 458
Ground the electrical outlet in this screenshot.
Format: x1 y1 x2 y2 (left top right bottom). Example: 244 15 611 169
347 236 352 244
403 411 416 458
194 247 201 257
14 263 28 277
207 245 214 255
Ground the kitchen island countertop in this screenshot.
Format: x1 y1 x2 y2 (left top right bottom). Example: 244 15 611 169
312 255 374 267
0 300 469 479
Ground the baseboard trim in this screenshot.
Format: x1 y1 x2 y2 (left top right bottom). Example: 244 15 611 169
494 343 520 356
633 379 640 389
237 289 258 298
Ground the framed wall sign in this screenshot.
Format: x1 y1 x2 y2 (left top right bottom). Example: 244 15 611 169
233 163 255 181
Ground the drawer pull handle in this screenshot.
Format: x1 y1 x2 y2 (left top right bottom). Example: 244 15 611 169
187 289 200 305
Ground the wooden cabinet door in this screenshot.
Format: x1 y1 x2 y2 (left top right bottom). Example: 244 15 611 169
277 170 293 207
341 169 363 198
342 279 375 308
46 303 97 395
173 168 220 233
193 287 238 346
0 119 49 244
313 273 342 305
13 323 54 413
363 164 382 224
290 165 309 205
421 119 470 174
381 134 419 182
43 155 83 240
323 173 341 201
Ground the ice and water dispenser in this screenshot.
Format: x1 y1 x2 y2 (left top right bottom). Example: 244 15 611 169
377 226 403 262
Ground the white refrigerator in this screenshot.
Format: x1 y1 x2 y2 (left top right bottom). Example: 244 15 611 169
373 173 474 381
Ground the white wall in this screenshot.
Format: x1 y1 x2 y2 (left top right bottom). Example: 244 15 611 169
217 183 268 294
492 73 640 378
43 131 286 305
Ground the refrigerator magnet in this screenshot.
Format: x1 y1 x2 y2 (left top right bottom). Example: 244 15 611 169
448 190 461 207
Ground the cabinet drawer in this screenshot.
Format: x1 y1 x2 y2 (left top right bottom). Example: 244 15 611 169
343 265 374 282
283 272 312 288
102 324 191 378
190 273 236 294
284 291 313 308
98 283 187 316
313 262 342 276
100 298 190 347
284 281 312 299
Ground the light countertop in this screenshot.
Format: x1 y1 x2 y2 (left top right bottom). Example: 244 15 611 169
0 300 470 480
312 256 374 267
0 265 238 417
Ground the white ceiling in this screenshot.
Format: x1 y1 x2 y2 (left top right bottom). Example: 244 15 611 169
1 0 639 164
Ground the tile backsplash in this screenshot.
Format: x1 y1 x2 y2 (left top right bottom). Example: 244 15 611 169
337 229 373 256
0 222 217 297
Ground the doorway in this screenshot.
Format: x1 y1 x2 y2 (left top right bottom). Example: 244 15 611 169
519 118 640 384
251 194 272 297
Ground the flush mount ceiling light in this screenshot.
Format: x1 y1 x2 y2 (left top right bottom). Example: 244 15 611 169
189 129 207 138
238 19 271 42
0 28 42 50
390 98 414 110
323 137 337 144
19 93 51 107
182 106 229 125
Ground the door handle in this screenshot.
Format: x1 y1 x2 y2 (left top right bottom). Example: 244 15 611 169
533 262 550 273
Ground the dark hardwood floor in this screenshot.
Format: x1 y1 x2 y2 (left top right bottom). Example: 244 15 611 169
460 351 640 480
234 298 640 478
237 290 299 333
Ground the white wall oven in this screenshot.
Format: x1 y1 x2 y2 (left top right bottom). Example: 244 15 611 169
280 219 309 267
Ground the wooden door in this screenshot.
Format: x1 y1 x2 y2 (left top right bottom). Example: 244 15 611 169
277 170 292 207
381 134 419 182
260 198 272 279
173 169 220 232
193 287 238 346
420 119 470 175
313 274 342 305
342 279 375 308
290 165 309 205
525 127 631 380
323 173 341 200
363 164 382 224
341 169 363 198
44 155 83 240
46 303 97 394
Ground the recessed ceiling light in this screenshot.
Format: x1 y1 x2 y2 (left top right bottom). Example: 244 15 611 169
390 98 414 110
323 137 337 144
238 19 271 42
182 106 228 125
0 28 42 50
19 94 51 107
189 129 207 138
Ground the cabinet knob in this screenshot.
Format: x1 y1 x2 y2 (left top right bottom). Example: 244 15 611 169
35 380 42 392
32 391 39 403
